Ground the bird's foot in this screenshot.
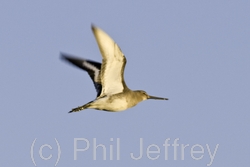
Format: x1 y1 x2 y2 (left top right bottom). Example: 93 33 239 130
69 106 84 113
68 103 91 113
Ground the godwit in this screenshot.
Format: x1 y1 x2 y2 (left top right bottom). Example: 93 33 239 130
61 25 168 113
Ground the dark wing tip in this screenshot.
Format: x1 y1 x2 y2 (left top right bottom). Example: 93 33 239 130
60 52 66 59
91 24 97 32
60 53 85 68
60 52 73 62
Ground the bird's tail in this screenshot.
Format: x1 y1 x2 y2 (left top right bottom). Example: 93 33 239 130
68 101 93 113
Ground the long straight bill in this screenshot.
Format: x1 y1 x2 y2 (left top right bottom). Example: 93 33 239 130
148 95 168 100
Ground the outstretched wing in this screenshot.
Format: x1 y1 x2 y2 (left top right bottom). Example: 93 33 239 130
61 53 102 97
92 25 128 97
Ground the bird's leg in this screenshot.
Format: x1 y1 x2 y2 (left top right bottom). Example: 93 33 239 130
68 101 92 113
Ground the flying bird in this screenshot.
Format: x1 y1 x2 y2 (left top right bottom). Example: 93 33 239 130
61 25 168 113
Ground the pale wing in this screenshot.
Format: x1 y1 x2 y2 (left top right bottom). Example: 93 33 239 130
92 25 127 97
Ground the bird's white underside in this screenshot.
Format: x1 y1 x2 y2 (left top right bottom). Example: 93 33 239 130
90 95 129 111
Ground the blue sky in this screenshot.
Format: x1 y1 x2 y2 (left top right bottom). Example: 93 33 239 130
1 0 250 166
